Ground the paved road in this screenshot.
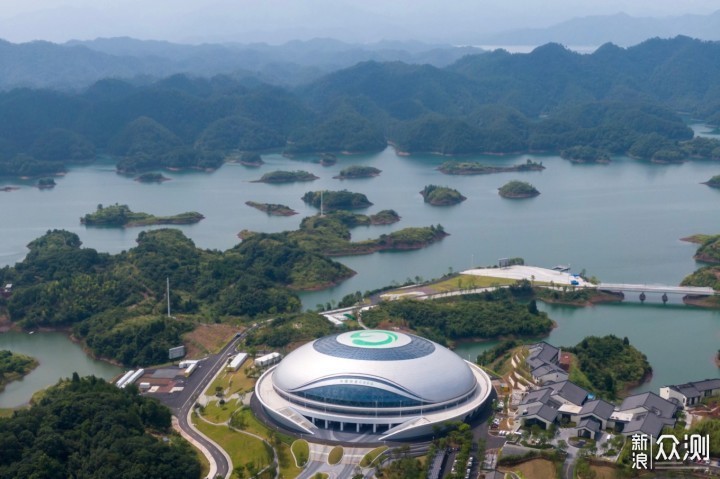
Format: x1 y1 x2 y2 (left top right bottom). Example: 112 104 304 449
158 327 256 479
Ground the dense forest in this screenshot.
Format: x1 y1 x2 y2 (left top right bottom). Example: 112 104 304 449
0 228 352 365
0 375 201 478
564 335 652 400
2 37 720 176
360 287 552 345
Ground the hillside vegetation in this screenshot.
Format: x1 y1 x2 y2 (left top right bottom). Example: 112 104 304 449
361 288 552 345
0 375 200 478
0 228 352 365
2 37 720 176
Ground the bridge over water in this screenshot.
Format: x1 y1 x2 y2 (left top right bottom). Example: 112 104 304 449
596 283 716 303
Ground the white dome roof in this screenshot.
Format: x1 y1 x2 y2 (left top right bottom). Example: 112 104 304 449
272 330 477 404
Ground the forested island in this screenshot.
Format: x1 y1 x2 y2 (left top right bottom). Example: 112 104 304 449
81 204 204 227
702 175 720 188
301 190 373 211
0 228 353 365
420 185 466 206
3 37 720 176
252 170 318 183
241 213 446 256
438 159 544 175
333 165 382 179
135 172 171 183
319 153 337 166
0 350 38 392
498 180 540 199
245 201 298 216
560 146 611 164
0 376 201 478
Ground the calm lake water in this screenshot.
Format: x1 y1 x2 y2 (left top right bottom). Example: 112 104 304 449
1 125 719 400
0 332 121 408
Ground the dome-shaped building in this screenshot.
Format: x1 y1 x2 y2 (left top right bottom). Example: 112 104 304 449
255 330 493 440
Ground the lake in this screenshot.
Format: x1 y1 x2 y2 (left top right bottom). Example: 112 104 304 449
0 128 719 398
0 331 121 408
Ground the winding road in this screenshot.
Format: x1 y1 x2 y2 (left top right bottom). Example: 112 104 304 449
165 326 258 479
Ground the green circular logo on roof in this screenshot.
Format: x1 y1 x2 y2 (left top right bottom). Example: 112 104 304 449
350 330 398 347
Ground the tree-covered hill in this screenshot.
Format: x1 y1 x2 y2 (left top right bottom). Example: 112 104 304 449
2 36 720 176
0 228 353 365
0 375 201 479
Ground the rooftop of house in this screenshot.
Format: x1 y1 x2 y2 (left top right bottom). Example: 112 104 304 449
524 402 559 423
619 391 678 420
622 411 674 438
579 399 615 421
548 380 589 406
670 378 720 397
527 341 560 365
578 417 602 433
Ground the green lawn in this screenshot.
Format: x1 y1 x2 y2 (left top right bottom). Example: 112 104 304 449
209 367 256 397
328 446 343 465
192 414 273 472
202 398 240 424
291 439 310 466
360 445 388 467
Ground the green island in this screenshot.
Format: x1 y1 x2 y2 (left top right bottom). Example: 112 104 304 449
245 201 298 216
560 146 611 164
0 350 38 392
239 152 264 167
0 228 353 365
333 165 382 179
368 209 401 225
681 233 720 263
702 175 720 188
80 203 204 227
420 184 466 206
252 170 318 183
301 189 373 211
241 212 446 257
498 180 540 199
135 172 170 183
0 376 200 478
438 159 544 175
36 178 56 189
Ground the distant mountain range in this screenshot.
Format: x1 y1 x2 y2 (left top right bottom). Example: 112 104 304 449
478 10 720 47
0 37 482 91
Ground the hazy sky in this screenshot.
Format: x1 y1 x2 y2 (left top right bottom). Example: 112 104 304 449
1 0 718 44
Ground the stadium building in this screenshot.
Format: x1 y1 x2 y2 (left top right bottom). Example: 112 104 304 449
255 330 493 440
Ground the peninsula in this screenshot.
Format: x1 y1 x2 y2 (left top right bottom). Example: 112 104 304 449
333 165 381 179
135 172 171 183
0 350 38 393
560 146 611 164
252 170 318 183
702 175 720 188
438 159 545 175
81 204 204 227
420 185 466 206
498 180 540 199
37 178 56 189
245 201 298 216
239 152 264 167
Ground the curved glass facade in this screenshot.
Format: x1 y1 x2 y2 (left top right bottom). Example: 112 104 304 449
294 384 423 408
